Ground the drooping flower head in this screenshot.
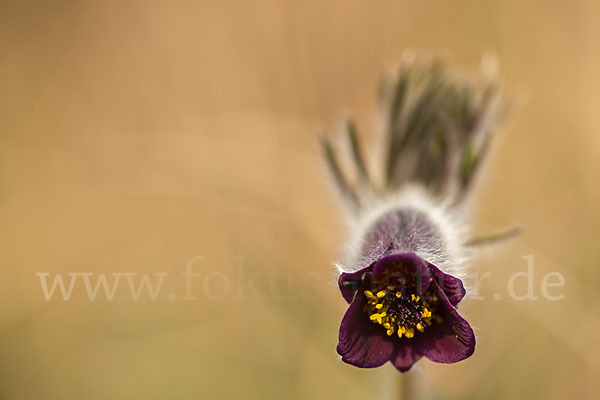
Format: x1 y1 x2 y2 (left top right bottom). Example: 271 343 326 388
338 252 474 371
322 56 511 372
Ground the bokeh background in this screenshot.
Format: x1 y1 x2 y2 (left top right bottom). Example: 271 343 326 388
1 1 599 399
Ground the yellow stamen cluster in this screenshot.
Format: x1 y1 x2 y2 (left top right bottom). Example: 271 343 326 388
363 285 437 339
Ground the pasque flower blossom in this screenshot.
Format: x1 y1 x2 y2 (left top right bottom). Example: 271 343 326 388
338 244 474 371
322 56 511 372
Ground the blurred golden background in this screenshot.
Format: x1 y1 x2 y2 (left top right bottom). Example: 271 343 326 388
1 1 599 399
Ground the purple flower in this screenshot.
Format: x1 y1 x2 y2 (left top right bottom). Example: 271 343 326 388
321 59 512 373
337 252 475 372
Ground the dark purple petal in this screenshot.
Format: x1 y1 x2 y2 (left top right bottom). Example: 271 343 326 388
338 252 432 303
338 268 370 304
421 280 476 364
337 297 396 368
427 262 467 307
391 343 423 372
372 253 432 294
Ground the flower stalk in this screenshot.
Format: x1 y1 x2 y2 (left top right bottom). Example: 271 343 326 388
398 371 413 400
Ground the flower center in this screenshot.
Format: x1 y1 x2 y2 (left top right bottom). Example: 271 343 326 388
362 273 440 339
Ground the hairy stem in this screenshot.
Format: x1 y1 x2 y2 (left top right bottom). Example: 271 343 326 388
398 371 414 400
